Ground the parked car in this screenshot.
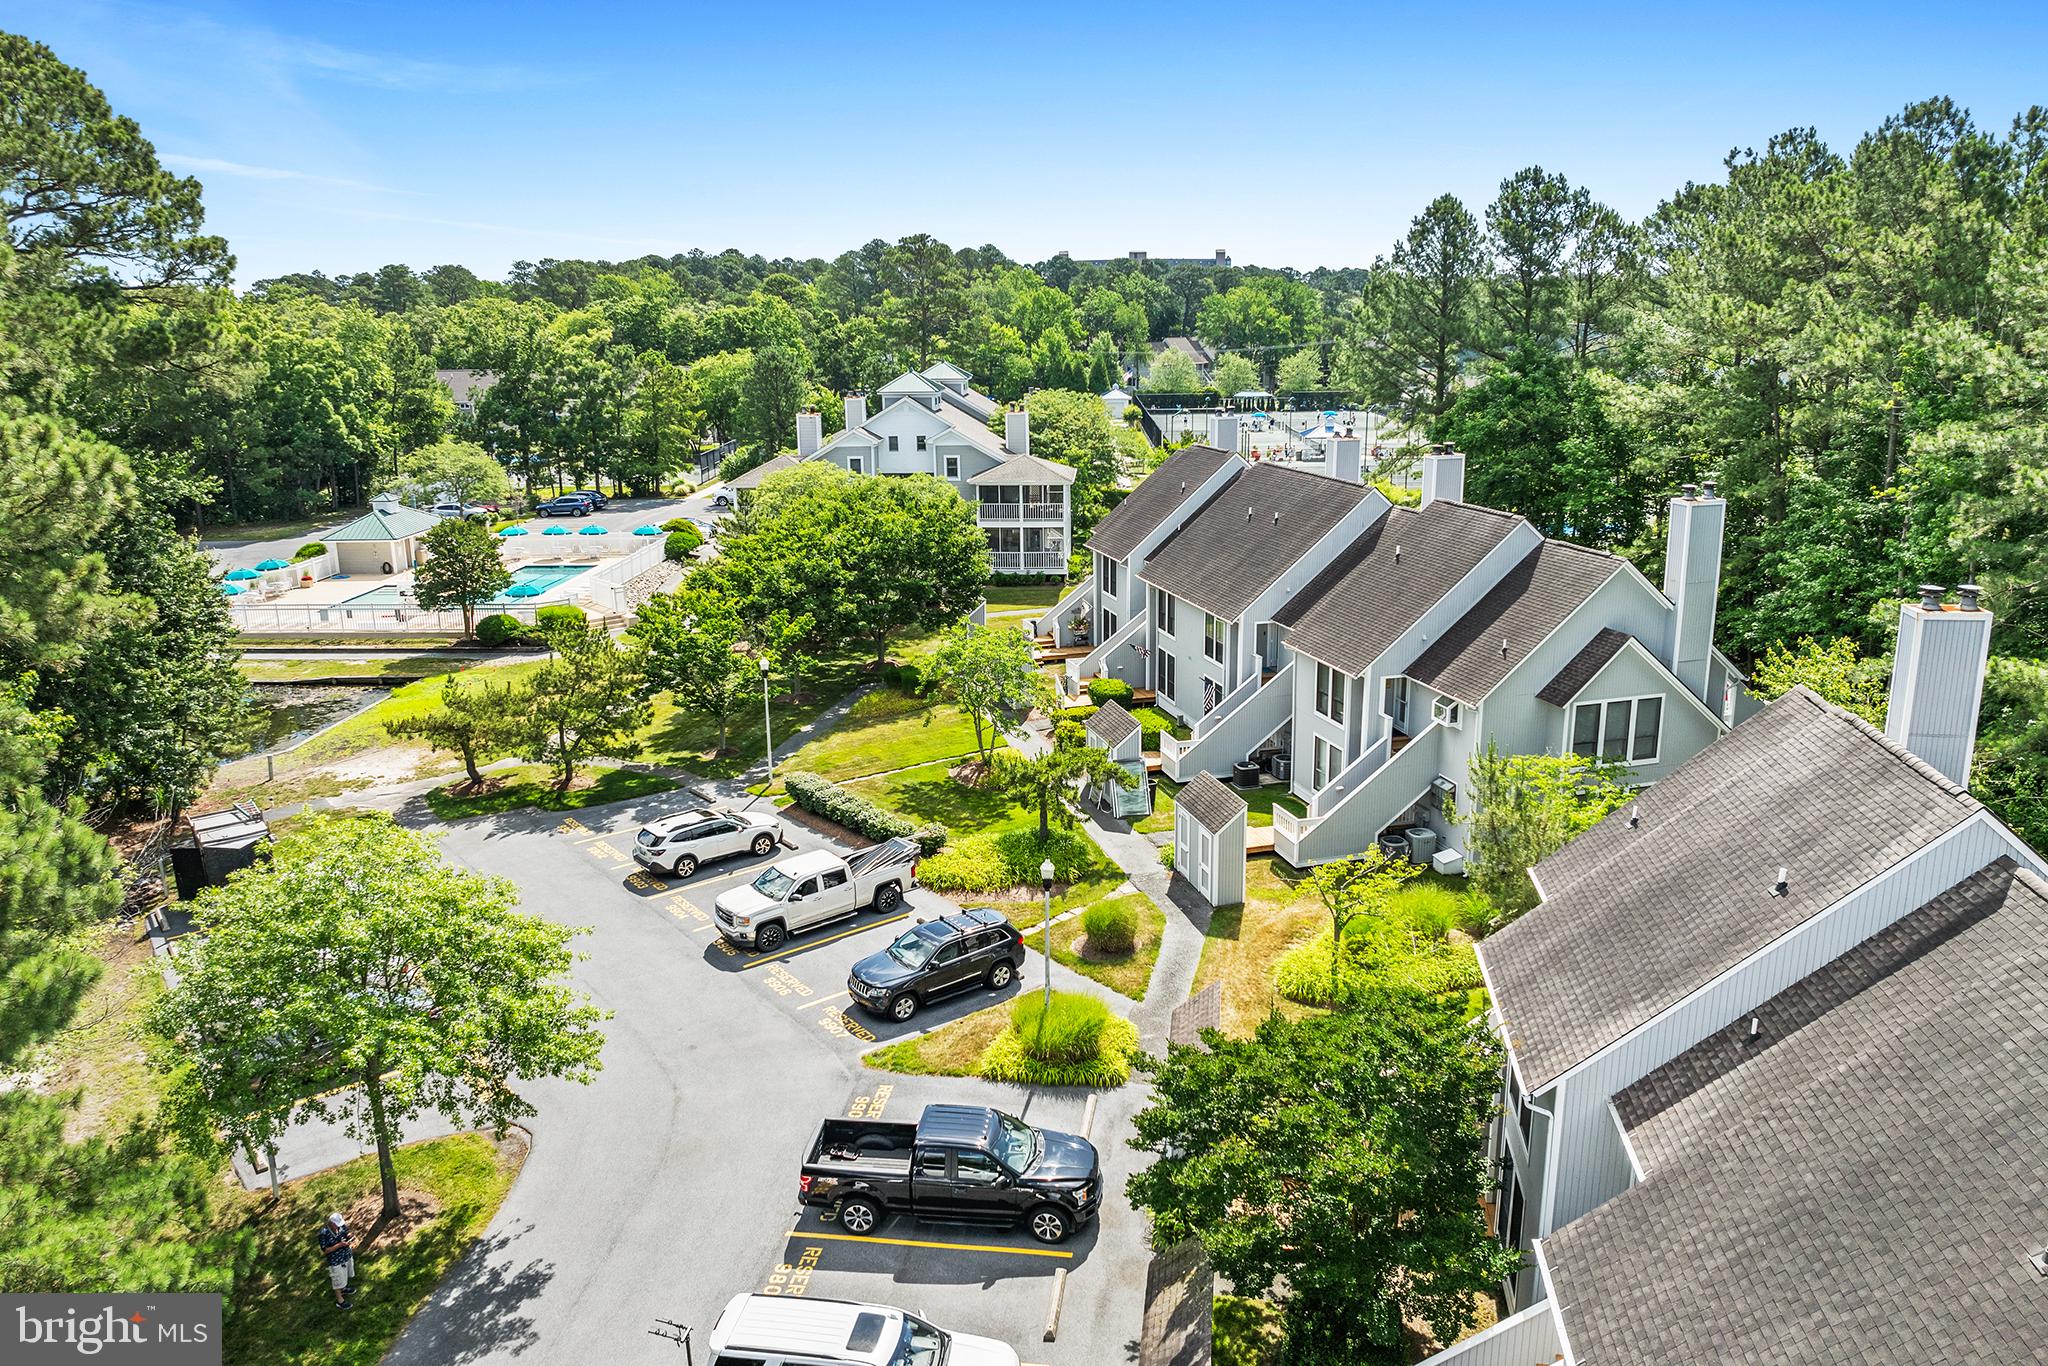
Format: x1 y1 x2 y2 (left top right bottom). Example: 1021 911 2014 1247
847 909 1022 1022
536 495 594 517
428 501 490 521
798 1103 1101 1245
704 1292 1020 1366
713 839 919 952
709 490 734 511
568 488 610 509
632 807 784 878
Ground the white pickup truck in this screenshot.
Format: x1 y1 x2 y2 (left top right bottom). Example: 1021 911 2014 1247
713 838 920 952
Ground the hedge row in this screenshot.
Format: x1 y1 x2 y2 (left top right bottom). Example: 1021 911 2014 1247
781 770 947 855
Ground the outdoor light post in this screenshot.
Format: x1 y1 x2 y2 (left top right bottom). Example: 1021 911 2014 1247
1040 858 1055 1011
760 655 775 790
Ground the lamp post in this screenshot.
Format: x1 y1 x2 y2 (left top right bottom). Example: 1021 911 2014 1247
1039 858 1055 1012
760 655 775 791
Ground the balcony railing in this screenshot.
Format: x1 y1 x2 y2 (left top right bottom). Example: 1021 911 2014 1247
990 551 1067 573
978 502 1066 522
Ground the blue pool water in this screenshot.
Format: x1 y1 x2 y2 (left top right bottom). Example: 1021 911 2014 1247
340 562 597 609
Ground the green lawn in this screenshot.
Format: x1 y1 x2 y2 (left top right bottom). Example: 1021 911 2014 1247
423 764 678 820
1135 777 1306 834
982 582 1066 610
863 998 1138 1087
843 760 1120 896
237 657 473 684
202 511 355 542
638 656 871 780
975 875 1128 930
28 921 165 1141
222 1132 524 1366
772 686 999 788
1023 892 1166 1000
1213 1294 1286 1366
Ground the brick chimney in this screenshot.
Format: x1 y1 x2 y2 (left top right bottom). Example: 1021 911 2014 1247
1885 583 1993 788
1662 480 1726 703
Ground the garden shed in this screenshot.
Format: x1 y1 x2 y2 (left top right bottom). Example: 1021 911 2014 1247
1174 771 1246 906
326 495 440 575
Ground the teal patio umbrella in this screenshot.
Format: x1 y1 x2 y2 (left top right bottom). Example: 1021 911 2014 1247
497 525 529 537
224 566 260 581
579 524 610 535
632 525 662 536
504 583 543 598
220 583 244 596
542 525 570 536
256 558 291 571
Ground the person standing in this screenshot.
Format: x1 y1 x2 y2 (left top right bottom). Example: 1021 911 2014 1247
320 1212 355 1308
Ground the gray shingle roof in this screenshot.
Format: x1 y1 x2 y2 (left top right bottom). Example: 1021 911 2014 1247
1087 446 1237 562
327 504 441 542
1533 626 1633 706
1479 687 1982 1091
1407 541 1623 705
1177 772 1247 833
1139 462 1375 622
1545 856 2048 1366
974 451 1077 485
1085 699 1140 747
1273 501 1523 676
940 386 998 423
727 453 806 490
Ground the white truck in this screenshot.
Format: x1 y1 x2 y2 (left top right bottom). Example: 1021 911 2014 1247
713 838 920 952
704 1292 1019 1366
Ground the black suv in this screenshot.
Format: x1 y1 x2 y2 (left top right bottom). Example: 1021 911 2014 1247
568 488 610 509
848 908 1023 1022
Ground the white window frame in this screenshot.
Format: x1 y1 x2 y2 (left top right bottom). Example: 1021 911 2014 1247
1203 612 1226 664
916 434 928 451
1568 693 1665 765
944 452 959 479
848 454 864 475
1155 592 1176 636
1312 735 1339 790
1158 652 1176 701
1102 559 1119 595
1432 696 1463 728
1315 662 1346 722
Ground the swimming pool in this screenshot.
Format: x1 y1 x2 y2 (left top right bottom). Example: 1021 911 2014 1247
339 562 597 609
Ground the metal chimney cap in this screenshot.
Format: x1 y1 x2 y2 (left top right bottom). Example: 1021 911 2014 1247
1681 482 1698 499
1957 583 1983 611
1918 583 1946 610
1702 477 1718 497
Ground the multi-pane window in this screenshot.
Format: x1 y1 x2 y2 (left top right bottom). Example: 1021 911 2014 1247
1158 653 1176 701
1315 662 1345 721
916 435 928 451
1203 613 1226 664
1571 696 1664 763
1101 559 1120 595
1312 736 1339 789
944 453 959 479
1154 592 1176 636
888 435 899 451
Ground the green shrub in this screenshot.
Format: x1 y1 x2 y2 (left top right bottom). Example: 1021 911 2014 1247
292 541 326 561
1129 705 1188 750
1060 704 1098 723
474 613 530 647
782 771 947 855
1081 899 1139 955
881 659 924 692
535 604 586 634
1275 923 1485 1009
1054 720 1087 749
1385 880 1480 937
1087 677 1134 706
664 527 702 563
719 445 767 483
1159 844 1175 870
917 827 1105 893
1008 991 1108 1063
659 517 694 532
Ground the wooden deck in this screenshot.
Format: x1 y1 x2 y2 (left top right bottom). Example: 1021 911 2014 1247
1247 826 1276 854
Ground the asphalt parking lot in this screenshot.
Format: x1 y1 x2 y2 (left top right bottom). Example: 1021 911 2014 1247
390 790 1149 1366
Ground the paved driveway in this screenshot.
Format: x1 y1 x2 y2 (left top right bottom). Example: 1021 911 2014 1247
382 790 1148 1366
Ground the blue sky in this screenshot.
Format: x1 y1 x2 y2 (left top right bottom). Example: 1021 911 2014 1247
11 0 2048 285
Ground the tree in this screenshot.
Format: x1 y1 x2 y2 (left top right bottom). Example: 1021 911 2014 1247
1459 741 1632 923
384 673 521 786
630 583 759 753
879 233 967 366
1484 165 1575 351
1015 389 1128 537
148 812 605 1219
1299 851 1423 997
742 342 809 452
924 623 1050 764
411 518 511 636
1210 353 1260 395
518 621 649 786
1142 347 1202 392
379 437 513 508
985 732 1128 840
1128 997 1518 1358
1747 637 1888 725
1337 195 1486 421
1274 347 1324 393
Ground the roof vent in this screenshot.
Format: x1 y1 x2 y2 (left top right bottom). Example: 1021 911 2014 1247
1499 637 1510 659
1247 506 1253 521
1393 543 1402 565
1770 866 1789 898
2030 1248 2048 1278
1918 583 1945 610
1702 476 1718 496
1627 804 1640 830
1746 1016 1762 1042
1272 510 1280 525
1958 582 1982 611
1681 482 1698 499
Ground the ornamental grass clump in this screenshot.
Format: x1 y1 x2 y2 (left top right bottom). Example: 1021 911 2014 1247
1080 898 1139 955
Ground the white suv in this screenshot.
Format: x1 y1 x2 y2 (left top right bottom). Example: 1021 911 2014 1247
632 807 784 878
704 1293 1019 1366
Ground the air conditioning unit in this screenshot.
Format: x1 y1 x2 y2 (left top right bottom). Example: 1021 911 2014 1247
1272 755 1291 781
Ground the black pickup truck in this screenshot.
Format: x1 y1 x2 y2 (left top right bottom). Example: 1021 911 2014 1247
798 1103 1101 1244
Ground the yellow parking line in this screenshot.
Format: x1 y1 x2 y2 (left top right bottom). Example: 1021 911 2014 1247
798 991 851 1010
689 923 718 932
574 829 623 845
799 1229 1073 1260
739 912 911 968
